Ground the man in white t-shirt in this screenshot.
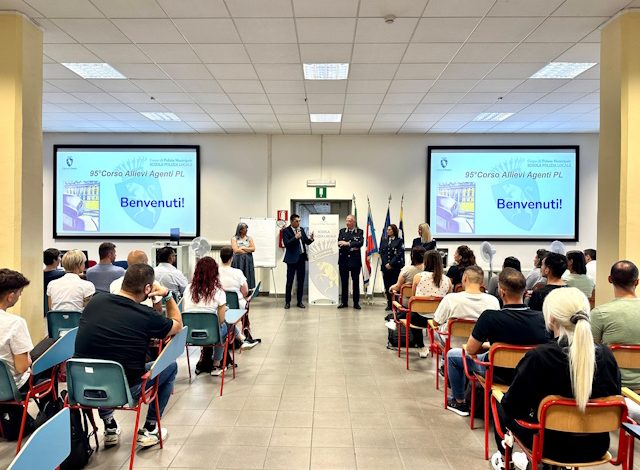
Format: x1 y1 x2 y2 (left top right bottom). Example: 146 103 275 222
432 265 500 335
110 249 161 311
218 246 250 310
585 248 597 282
154 246 188 300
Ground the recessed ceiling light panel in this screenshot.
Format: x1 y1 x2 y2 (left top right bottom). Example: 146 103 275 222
530 62 597 79
61 63 126 79
140 112 181 122
303 63 349 80
310 114 342 123
473 112 514 122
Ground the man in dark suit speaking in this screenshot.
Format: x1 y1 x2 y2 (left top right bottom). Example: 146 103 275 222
338 214 364 310
283 213 314 309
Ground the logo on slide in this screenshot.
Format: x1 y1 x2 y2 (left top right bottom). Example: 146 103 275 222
440 158 448 169
66 157 74 167
491 159 540 231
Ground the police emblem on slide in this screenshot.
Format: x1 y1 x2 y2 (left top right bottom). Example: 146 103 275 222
115 159 162 229
491 159 540 230
440 157 448 169
66 157 74 167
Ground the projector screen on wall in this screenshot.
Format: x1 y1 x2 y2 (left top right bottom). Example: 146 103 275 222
427 146 579 241
54 145 200 239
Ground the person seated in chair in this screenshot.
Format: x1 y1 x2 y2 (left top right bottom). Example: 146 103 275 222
527 253 567 312
445 268 549 417
85 242 125 292
109 249 162 312
388 245 426 308
154 246 188 301
47 250 95 312
74 264 183 448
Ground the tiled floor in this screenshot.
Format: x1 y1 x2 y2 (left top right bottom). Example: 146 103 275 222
1 297 637 469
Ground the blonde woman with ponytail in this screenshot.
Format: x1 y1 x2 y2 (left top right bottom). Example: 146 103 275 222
491 287 621 470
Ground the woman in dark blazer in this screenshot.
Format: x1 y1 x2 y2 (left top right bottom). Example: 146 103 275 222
379 224 405 310
412 223 436 251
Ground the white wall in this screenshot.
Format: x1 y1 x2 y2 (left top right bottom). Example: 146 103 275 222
43 132 598 292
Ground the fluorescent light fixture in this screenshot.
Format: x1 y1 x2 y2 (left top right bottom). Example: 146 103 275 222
303 63 349 80
473 112 514 122
140 112 181 122
530 62 597 79
310 114 342 123
61 63 126 79
306 179 336 188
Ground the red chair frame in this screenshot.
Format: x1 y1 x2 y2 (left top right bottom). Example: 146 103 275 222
462 342 536 460
393 296 442 370
492 394 632 470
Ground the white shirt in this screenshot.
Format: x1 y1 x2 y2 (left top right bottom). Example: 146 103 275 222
414 272 451 297
219 265 248 309
434 292 500 332
586 260 597 282
46 273 95 311
155 263 188 298
109 276 158 308
0 309 34 388
182 284 227 314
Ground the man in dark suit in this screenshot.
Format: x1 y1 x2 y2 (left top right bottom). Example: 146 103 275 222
338 214 364 310
283 213 314 309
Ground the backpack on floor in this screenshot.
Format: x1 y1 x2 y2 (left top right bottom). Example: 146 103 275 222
60 394 96 470
387 324 414 348
0 405 36 441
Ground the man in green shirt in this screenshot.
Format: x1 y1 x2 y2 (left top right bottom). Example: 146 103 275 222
591 260 640 390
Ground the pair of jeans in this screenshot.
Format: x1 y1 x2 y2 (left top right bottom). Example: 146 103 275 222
446 348 487 401
99 361 178 425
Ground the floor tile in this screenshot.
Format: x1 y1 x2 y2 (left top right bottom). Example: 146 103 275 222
263 446 310 469
311 428 354 448
310 447 357 470
269 427 313 447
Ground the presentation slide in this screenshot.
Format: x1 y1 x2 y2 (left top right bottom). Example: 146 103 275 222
54 145 199 238
428 146 578 241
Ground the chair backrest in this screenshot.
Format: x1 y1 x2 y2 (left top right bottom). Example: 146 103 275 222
66 358 135 408
539 395 626 433
113 260 128 270
447 318 477 340
489 342 536 369
47 310 82 340
8 407 71 470
400 283 412 300
0 359 21 402
408 296 442 314
224 291 241 309
182 311 222 346
149 327 187 380
609 344 640 369
32 327 78 376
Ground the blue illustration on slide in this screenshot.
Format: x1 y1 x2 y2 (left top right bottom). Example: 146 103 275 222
491 159 540 230
116 176 163 229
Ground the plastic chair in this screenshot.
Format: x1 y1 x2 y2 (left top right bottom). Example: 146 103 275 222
462 342 537 460
65 326 187 470
428 318 477 406
7 407 71 470
392 296 443 369
0 327 78 453
182 311 233 396
610 344 640 392
224 291 241 309
46 310 82 340
113 260 128 270
493 393 632 470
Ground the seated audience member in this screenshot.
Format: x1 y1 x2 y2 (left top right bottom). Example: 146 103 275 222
584 248 597 282
527 253 567 312
488 256 521 300
389 245 426 306
85 242 125 292
218 246 259 350
412 223 436 251
492 287 620 470
183 257 232 375
446 268 549 416
74 264 182 447
47 250 95 311
155 246 188 300
43 248 64 292
525 249 549 291
590 261 640 414
446 245 476 287
432 266 499 337
563 250 595 298
110 250 161 312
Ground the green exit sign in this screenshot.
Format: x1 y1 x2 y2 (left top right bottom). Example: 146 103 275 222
316 187 327 198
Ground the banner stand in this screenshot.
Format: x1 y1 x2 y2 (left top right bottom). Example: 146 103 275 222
308 214 340 305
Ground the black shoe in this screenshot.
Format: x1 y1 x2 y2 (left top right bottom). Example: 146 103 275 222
297 302 306 308
354 304 361 310
446 397 470 417
284 303 290 309
337 304 348 309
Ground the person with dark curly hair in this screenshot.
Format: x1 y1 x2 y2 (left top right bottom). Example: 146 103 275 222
446 245 476 287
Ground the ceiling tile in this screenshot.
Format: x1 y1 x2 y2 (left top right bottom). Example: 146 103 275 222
536 92 587 104
43 44 101 62
504 43 572 63
161 64 212 80
109 92 155 103
235 19 297 43
378 104 417 113
189 92 229 102
44 64 80 79
202 104 239 113
383 93 423 104
348 64 398 80
423 0 494 16
472 79 523 93
553 0 630 17
440 63 494 79
71 92 120 103
355 18 418 43
163 103 205 113
395 63 446 79
305 94 345 105
236 105 274 114
553 80 599 93
206 64 258 80
415 103 454 113
448 103 490 113
156 0 229 17
526 17 608 43
37 19 75 44
276 114 309 123
152 93 194 103
347 80 390 93
112 64 169 79
113 19 185 43
92 0 166 18
226 0 293 17
498 92 546 103
245 44 300 63
90 80 142 93
458 93 501 103
218 80 264 94
485 63 546 79
521 103 567 113
255 64 303 80
177 79 224 92
352 44 406 63
262 81 306 94
299 44 352 63
453 43 516 63
132 80 182 93
345 94 385 104
413 18 480 43
429 79 477 93
358 0 429 17
305 81 347 93
268 93 307 104
192 44 250 63
403 43 460 63
174 19 241 43
376 113 409 122
512 79 569 93
24 0 104 18
85 44 151 64
139 44 201 63
555 43 600 63
272 104 309 114
296 18 356 44
343 104 381 113
488 0 562 16
468 17 544 43
293 0 358 17
422 92 465 103
56 103 100 113
388 79 434 92
46 79 103 93
227 93 270 105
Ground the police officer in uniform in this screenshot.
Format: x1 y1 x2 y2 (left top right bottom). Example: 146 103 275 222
337 214 364 309
379 224 405 310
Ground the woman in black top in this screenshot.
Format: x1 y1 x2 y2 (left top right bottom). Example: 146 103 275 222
492 287 621 469
446 245 476 287
411 223 436 251
379 224 405 310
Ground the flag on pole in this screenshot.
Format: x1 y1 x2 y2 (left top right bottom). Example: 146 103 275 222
363 197 378 287
398 193 405 241
352 194 358 227
381 194 391 245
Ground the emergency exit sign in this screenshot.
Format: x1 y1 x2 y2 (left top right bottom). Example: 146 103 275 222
316 187 327 198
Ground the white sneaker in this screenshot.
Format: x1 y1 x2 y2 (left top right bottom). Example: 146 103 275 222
418 347 429 358
137 426 168 448
512 452 529 470
384 320 396 331
103 422 121 446
211 366 224 376
490 451 506 470
241 340 258 350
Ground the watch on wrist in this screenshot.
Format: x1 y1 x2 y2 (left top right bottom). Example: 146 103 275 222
162 291 173 302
